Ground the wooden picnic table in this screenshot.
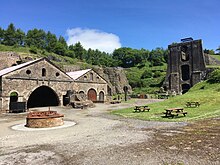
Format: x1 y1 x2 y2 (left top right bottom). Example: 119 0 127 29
163 107 187 118
186 101 200 107
133 105 150 112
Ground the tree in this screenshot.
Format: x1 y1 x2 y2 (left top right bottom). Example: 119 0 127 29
53 36 68 56
2 23 17 46
58 36 68 49
16 28 25 46
112 47 134 67
0 27 4 44
65 50 75 58
112 47 147 68
26 29 46 49
149 47 167 66
54 42 66 56
216 46 220 55
72 42 85 60
204 49 215 55
46 31 57 52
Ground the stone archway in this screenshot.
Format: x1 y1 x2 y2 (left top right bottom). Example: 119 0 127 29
99 91 104 102
87 89 97 102
27 86 59 108
10 92 18 103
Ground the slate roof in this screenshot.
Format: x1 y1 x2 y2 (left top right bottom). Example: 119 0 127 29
66 69 91 80
0 58 40 76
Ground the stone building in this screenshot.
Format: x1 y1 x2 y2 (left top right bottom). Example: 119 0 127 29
164 38 206 94
0 57 111 112
0 58 77 112
66 69 108 103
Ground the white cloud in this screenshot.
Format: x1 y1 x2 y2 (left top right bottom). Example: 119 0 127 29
66 28 121 53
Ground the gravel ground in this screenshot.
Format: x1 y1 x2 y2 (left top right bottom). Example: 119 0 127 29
0 99 219 165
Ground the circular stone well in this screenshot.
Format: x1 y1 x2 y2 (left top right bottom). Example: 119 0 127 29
25 111 64 128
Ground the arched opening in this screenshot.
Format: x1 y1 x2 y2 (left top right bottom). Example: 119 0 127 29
90 73 93 81
79 91 85 97
87 88 97 102
27 86 59 108
10 92 18 103
181 65 190 81
9 92 26 113
42 68 46 77
182 84 191 94
99 91 104 102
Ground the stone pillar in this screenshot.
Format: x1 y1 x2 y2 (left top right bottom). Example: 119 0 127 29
191 71 202 86
170 73 180 94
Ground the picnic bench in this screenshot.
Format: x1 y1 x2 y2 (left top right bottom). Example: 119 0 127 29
133 106 150 112
186 101 200 107
163 107 187 118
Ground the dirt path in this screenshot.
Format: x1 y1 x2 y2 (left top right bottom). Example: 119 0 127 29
0 99 219 165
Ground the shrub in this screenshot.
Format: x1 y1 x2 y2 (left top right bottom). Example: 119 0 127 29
141 69 152 79
153 71 162 78
208 69 220 83
29 46 38 54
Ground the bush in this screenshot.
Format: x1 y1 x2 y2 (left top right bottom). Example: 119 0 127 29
153 71 162 78
29 46 38 54
141 69 152 79
208 69 220 83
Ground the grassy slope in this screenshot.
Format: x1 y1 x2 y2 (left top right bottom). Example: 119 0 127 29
111 81 220 122
210 54 220 61
0 44 93 69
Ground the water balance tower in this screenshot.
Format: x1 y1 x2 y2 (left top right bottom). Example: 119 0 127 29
164 38 206 94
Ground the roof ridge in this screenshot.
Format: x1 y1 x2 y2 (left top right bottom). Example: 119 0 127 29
0 58 42 76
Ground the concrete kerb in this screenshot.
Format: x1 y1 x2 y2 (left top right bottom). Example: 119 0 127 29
11 120 76 131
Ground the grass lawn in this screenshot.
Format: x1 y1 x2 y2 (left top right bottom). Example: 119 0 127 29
111 81 220 122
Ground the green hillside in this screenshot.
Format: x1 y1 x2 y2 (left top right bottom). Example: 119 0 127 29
0 44 92 69
125 64 167 95
111 80 220 121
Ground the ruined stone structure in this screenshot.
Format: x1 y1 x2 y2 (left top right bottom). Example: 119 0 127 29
164 38 206 94
0 52 22 70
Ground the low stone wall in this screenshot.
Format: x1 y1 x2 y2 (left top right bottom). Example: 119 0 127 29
25 111 64 128
26 117 64 128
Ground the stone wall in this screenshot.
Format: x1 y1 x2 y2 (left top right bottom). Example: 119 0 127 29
0 52 21 70
93 67 132 95
26 117 64 128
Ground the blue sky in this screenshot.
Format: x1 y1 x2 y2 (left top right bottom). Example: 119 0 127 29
1 0 219 53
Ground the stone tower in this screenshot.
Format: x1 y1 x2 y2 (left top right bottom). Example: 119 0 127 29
164 38 206 94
